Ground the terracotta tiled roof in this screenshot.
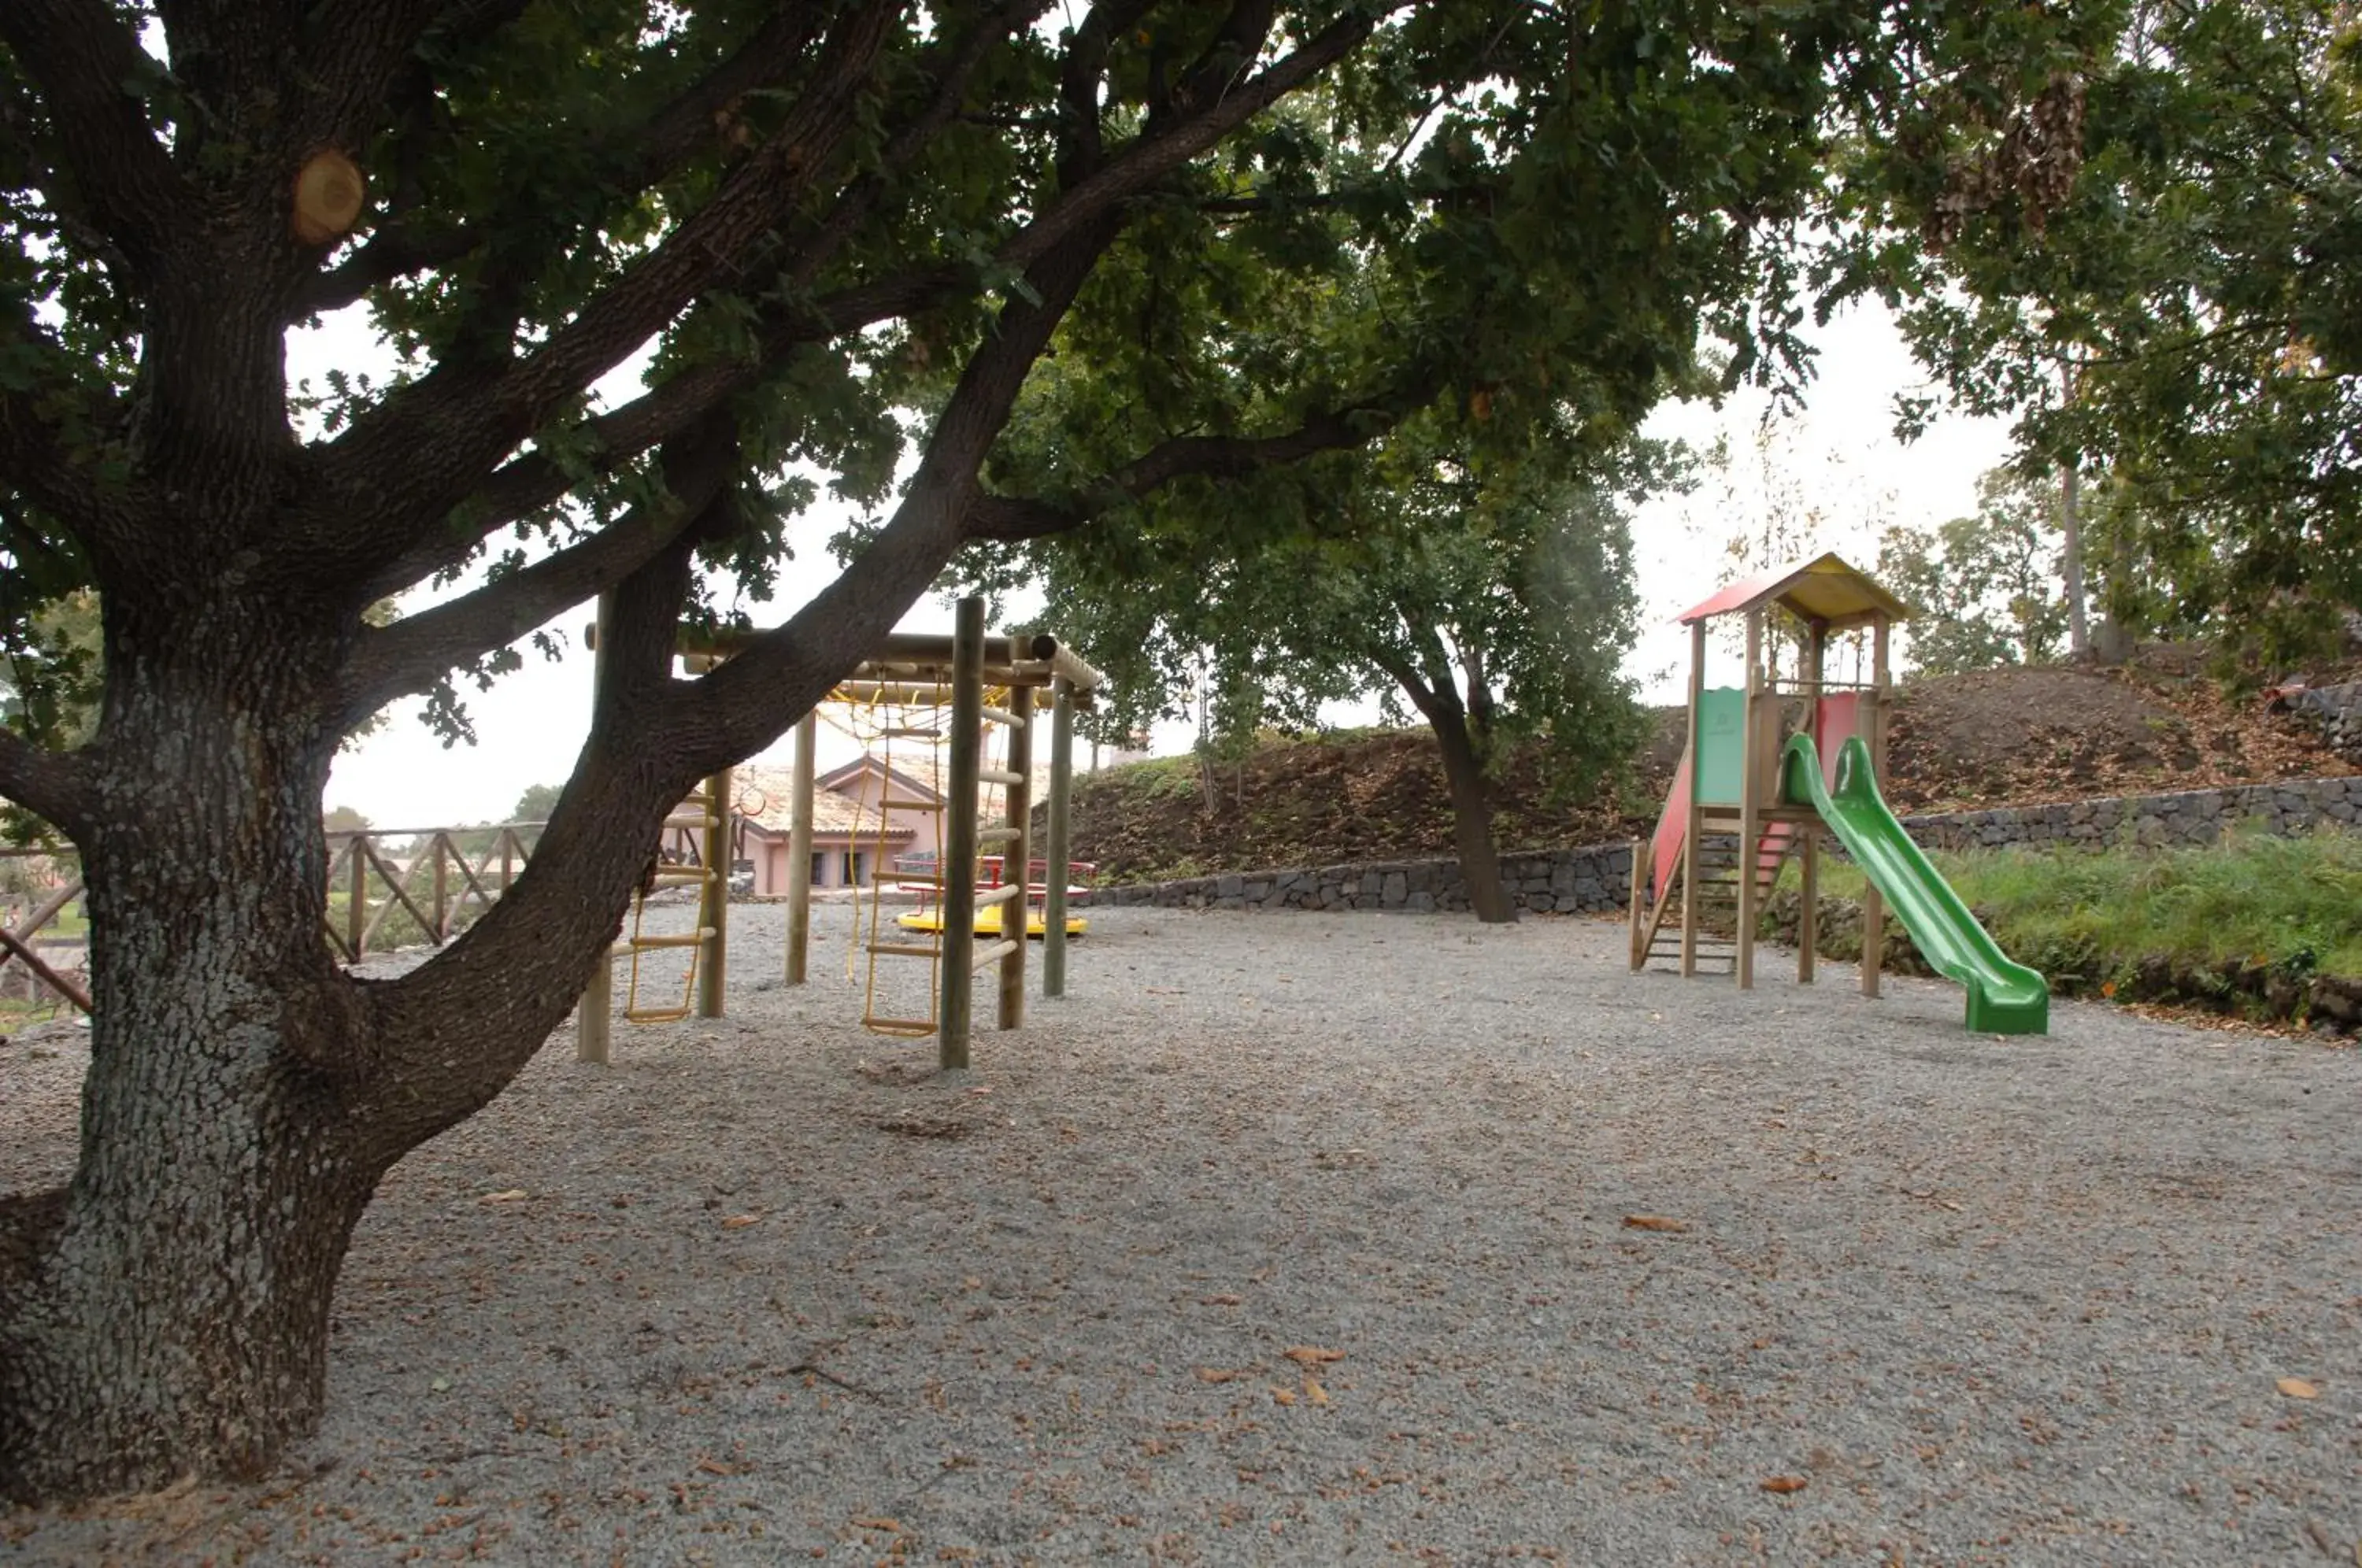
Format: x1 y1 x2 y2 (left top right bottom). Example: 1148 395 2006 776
724 764 912 843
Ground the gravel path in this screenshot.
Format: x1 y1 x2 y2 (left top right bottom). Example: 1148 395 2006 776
4 904 2358 1565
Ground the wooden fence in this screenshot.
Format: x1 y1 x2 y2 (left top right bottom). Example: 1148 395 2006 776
0 848 89 1016
324 823 543 963
0 823 550 1019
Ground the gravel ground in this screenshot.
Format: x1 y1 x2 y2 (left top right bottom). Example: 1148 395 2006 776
3 903 2358 1566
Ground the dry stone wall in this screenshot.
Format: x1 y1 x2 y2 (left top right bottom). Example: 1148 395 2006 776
2296 682 2362 764
1094 774 2362 915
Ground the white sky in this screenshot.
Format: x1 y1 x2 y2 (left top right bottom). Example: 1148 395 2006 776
313 302 2012 828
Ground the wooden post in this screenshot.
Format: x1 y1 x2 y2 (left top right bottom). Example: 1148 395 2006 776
1627 837 1650 970
499 828 516 896
578 590 616 1065
346 835 367 960
938 597 985 1068
1737 608 1762 990
1860 612 1891 999
1679 618 1706 978
1799 830 1819 984
786 709 816 985
431 833 450 941
1042 677 1075 999
1801 621 1827 984
998 664 1033 1030
696 765 731 1019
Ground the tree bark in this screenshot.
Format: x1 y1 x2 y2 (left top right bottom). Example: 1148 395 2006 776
1430 710 1517 925
0 597 383 1501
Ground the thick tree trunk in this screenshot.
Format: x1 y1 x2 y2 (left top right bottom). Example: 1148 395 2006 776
0 547 741 1503
1429 714 1516 924
0 605 384 1500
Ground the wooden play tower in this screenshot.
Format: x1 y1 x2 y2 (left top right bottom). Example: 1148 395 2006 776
1627 553 2046 1035
576 597 1109 1068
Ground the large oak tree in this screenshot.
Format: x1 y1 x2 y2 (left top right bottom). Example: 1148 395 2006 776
0 0 2099 1502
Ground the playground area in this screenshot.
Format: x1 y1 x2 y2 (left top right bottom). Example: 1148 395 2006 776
5 901 2356 1563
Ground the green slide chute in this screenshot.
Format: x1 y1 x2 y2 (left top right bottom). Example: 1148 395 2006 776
1780 733 2049 1036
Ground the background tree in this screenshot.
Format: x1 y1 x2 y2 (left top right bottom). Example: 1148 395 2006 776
320 805 372 836
1001 413 1652 922
1876 468 2069 676
0 0 2101 1502
1844 0 2362 667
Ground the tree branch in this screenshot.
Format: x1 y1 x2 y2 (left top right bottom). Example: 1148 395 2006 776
0 0 201 280
0 306 139 560
658 214 1126 773
1368 644 1446 726
331 416 740 730
292 4 831 320
344 3 1389 606
355 6 1375 598
0 730 94 841
309 3 898 550
964 403 1401 541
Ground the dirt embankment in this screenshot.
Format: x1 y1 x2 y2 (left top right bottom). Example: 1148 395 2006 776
1064 654 2356 885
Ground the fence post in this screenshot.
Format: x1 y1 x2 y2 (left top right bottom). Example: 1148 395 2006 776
431 832 450 942
347 836 368 960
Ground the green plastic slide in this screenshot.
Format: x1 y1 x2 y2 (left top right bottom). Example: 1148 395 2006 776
1779 733 2049 1036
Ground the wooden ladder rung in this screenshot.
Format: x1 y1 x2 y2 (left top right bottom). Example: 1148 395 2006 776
868 941 941 958
646 866 712 886
624 927 715 951
969 937 1020 971
882 798 945 812
976 767 1024 786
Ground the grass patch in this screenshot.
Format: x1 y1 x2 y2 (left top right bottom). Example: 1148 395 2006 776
1777 826 2362 986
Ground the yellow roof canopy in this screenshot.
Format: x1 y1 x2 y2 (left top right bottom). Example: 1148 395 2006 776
1673 552 1910 632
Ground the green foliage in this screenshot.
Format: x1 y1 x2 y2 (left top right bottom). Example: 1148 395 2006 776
1782 827 2362 984
1877 468 2069 675
1849 0 2362 664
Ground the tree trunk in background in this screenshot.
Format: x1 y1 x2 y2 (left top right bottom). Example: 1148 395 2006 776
1429 714 1516 923
2060 460 2089 657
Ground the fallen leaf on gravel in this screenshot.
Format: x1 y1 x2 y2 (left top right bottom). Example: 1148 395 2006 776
1623 1215 1690 1233
2275 1377 2320 1400
1759 1476 1808 1494
1304 1378 1331 1406
850 1515 904 1533
694 1459 736 1476
720 1213 761 1230
479 1189 528 1204
1283 1347 1345 1365
1270 1386 1297 1406
1194 1368 1241 1384
1200 1294 1242 1307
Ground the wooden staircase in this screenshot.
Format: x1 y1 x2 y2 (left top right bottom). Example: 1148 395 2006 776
1632 828 1786 974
